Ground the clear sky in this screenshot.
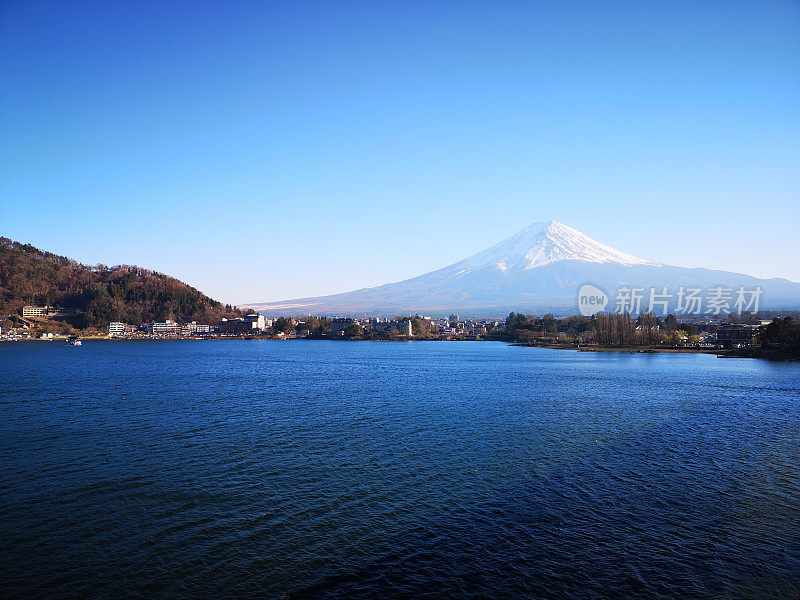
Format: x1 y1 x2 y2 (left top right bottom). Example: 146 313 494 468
1 1 798 304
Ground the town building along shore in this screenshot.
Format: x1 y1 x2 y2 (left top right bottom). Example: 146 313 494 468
2 305 792 356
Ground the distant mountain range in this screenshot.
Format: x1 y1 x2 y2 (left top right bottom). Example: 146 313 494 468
241 221 800 317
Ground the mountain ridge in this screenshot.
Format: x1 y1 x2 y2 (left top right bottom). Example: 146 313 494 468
242 220 800 317
0 237 241 329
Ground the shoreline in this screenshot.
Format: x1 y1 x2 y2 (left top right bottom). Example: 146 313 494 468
5 336 798 360
513 342 800 361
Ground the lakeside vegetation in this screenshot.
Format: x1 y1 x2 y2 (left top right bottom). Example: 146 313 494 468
758 317 800 349
269 315 453 339
504 311 703 346
262 312 799 353
503 311 800 355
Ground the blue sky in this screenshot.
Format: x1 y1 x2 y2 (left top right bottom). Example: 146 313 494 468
1 1 798 304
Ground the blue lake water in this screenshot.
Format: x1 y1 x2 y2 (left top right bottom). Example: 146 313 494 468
1 340 799 599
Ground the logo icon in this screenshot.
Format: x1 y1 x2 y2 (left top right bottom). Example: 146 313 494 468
578 284 608 316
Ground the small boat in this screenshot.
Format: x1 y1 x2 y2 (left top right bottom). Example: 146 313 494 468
68 338 82 346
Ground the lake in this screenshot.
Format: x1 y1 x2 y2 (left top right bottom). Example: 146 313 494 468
1 340 799 599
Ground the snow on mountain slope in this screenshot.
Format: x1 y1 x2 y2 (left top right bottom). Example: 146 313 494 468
451 220 659 273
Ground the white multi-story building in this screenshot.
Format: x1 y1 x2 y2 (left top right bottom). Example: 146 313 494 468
181 321 214 335
22 305 76 318
109 322 135 337
145 320 180 335
242 313 266 331
22 305 48 318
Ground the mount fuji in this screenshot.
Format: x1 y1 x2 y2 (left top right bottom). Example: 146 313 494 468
242 220 800 317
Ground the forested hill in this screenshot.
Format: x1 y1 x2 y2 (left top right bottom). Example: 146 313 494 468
0 237 240 328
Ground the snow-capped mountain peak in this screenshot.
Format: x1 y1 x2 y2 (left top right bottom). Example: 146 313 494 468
454 220 660 272
241 218 800 317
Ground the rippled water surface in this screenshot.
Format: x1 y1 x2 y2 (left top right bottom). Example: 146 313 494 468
1 340 799 599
